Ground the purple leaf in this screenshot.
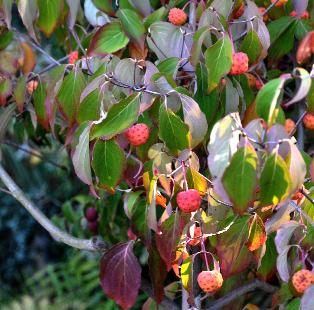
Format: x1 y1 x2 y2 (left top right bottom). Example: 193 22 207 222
100 242 141 310
292 0 308 16
275 221 301 253
301 284 314 310
17 0 38 43
266 124 290 159
276 245 295 282
66 0 80 30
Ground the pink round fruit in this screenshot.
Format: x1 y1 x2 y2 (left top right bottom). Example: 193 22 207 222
229 52 249 75
197 270 223 293
176 189 201 213
168 8 187 26
125 123 150 146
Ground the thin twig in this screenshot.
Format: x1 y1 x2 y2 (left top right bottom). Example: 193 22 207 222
0 163 107 251
205 279 277 310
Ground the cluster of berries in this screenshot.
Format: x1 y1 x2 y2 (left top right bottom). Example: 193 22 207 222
85 207 99 235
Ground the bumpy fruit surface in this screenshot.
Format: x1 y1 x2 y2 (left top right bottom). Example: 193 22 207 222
27 80 38 95
68 51 79 64
229 52 249 75
125 123 150 146
255 79 263 90
271 0 288 7
197 270 223 293
168 8 187 26
285 119 295 134
176 189 201 212
85 207 98 221
303 113 314 130
292 269 314 294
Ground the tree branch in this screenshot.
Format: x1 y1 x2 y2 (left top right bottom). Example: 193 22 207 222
0 163 106 251
205 279 277 310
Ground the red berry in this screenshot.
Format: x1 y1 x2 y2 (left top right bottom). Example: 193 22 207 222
255 79 264 90
229 52 249 75
168 8 187 26
68 51 79 64
292 269 314 294
197 270 223 293
232 3 245 19
85 207 98 221
303 113 314 130
127 228 137 240
188 226 202 246
290 10 310 19
88 221 98 235
176 189 201 213
285 119 296 134
125 123 150 146
271 0 288 7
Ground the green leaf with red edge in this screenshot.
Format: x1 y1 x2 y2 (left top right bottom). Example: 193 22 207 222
156 212 188 271
246 214 267 252
37 0 63 37
92 0 115 16
204 35 233 93
33 80 48 129
92 139 125 191
14 76 26 113
100 241 141 310
90 93 140 140
259 149 292 206
222 144 258 215
88 22 129 56
148 244 167 304
257 233 277 281
256 78 285 127
0 76 12 106
116 9 145 46
216 215 252 277
57 69 87 124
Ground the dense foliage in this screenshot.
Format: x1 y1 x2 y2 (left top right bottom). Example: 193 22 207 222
1 0 314 309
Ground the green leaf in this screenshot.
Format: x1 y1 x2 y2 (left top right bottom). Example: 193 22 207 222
240 30 262 65
0 76 12 105
88 22 129 56
92 139 125 191
13 76 26 113
116 9 145 45
78 89 101 123
72 124 92 186
90 93 140 140
301 191 314 227
268 17 297 60
191 26 211 66
222 144 258 215
37 0 63 37
0 30 13 50
144 6 166 29
92 0 115 15
260 150 292 206
33 80 48 129
158 105 190 154
256 78 285 127
205 36 232 93
181 256 193 291
57 69 87 124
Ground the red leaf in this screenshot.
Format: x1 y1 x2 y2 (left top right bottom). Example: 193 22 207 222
246 214 267 252
148 245 167 304
156 212 188 271
100 241 141 309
